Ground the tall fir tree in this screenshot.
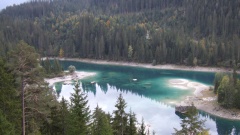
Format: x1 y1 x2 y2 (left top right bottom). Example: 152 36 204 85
44 58 51 74
127 109 137 135
60 97 70 135
91 105 113 135
50 106 63 135
0 110 16 135
0 58 21 134
69 83 91 135
40 105 62 135
53 58 62 74
112 94 128 135
138 118 146 135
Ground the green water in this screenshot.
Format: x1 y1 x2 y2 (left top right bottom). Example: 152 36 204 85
55 60 240 135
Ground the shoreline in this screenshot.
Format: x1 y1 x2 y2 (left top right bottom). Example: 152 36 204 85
178 89 240 120
46 57 235 73
44 71 96 86
168 79 240 120
44 57 240 120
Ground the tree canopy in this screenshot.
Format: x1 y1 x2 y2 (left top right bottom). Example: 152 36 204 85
0 0 239 66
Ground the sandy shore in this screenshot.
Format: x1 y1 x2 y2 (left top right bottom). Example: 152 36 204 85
168 78 240 120
47 57 236 73
177 87 240 120
194 97 240 120
169 79 209 96
44 71 96 86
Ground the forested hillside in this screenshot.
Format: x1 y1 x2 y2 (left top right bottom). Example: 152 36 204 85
0 0 239 66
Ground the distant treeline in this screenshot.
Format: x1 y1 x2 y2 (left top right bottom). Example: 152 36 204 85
0 0 239 66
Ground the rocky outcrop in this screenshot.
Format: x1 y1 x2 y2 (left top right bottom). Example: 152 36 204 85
175 105 195 114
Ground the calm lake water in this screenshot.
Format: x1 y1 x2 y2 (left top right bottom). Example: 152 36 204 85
54 60 240 135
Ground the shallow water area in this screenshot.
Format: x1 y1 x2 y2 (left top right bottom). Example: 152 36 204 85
52 60 240 135
168 79 209 96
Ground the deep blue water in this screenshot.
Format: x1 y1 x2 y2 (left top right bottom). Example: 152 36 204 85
54 60 240 135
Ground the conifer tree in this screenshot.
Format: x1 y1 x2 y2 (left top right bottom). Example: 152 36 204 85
60 97 70 135
91 105 113 135
0 104 16 135
8 41 56 135
50 106 62 135
69 83 91 135
44 58 51 74
138 118 146 135
112 94 128 135
232 60 237 86
174 104 209 135
41 105 63 135
127 109 137 135
214 73 225 94
0 59 21 133
53 58 62 74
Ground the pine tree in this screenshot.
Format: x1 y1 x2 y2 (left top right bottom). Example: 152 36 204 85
91 105 113 135
8 41 57 135
41 105 63 135
69 83 91 135
0 59 21 133
232 60 237 86
0 108 16 135
60 98 70 135
40 98 69 135
127 109 137 135
50 106 63 135
214 73 225 94
138 118 146 135
174 104 209 135
44 58 51 74
112 94 128 135
53 58 62 74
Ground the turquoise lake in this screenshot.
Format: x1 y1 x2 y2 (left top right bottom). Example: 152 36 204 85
54 60 240 135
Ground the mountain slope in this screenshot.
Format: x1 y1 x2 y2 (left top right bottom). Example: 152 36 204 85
0 0 239 66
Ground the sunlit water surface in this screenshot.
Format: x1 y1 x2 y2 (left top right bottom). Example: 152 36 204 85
53 60 240 135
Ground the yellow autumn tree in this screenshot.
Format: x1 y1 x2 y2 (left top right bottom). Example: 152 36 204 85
106 20 110 27
59 48 64 58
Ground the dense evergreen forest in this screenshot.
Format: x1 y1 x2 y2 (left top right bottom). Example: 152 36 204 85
0 0 239 66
